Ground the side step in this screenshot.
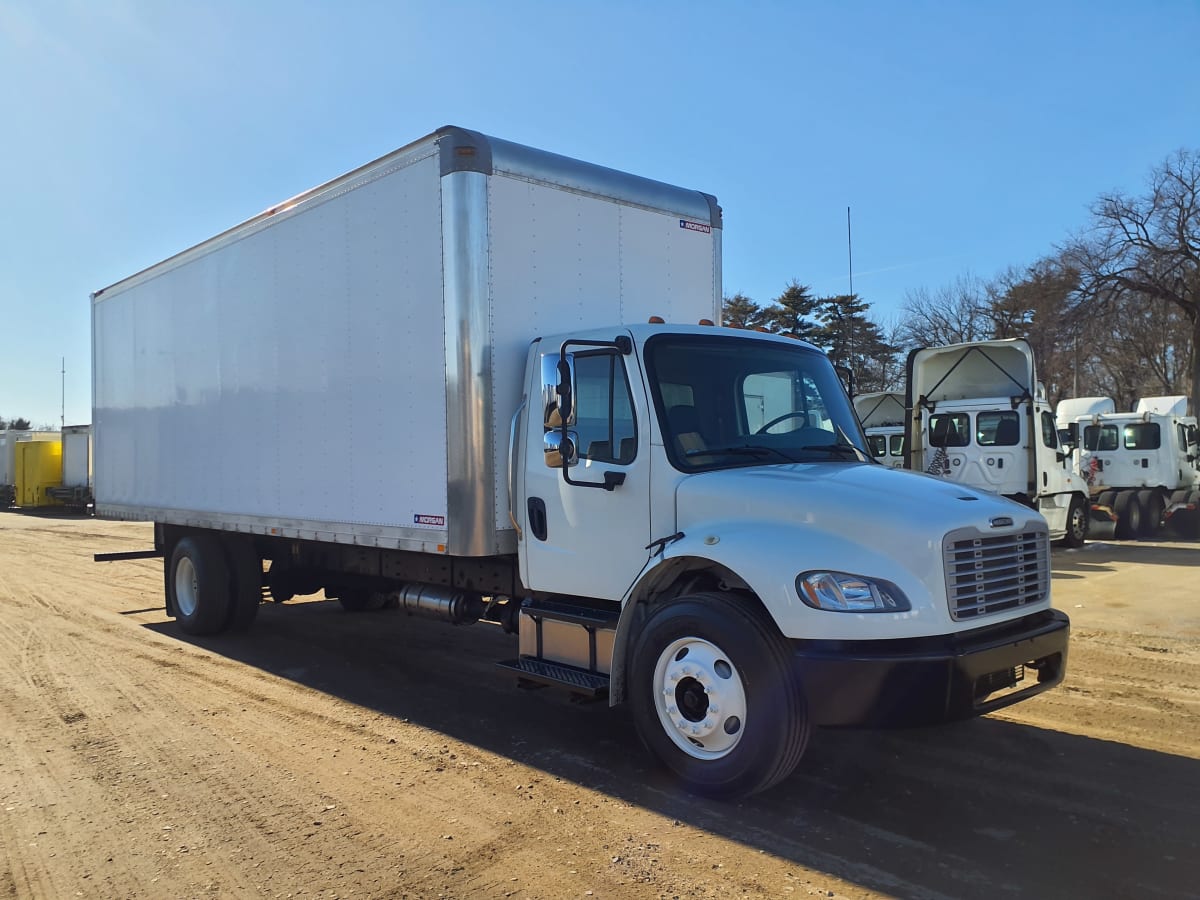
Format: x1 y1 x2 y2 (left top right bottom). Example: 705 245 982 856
497 598 617 700
496 658 610 699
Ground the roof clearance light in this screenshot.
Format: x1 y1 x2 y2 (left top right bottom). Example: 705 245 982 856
648 316 666 324
698 318 714 326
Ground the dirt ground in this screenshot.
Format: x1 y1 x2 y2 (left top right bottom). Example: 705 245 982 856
1 513 1197 899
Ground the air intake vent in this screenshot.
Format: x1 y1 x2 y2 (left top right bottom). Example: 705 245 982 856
943 526 1050 621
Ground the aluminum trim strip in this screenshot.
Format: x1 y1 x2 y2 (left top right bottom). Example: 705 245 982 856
442 170 496 556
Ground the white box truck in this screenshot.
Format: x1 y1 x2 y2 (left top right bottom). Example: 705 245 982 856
92 127 1069 797
905 339 1091 548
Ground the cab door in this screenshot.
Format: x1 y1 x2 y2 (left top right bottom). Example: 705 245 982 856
518 335 653 602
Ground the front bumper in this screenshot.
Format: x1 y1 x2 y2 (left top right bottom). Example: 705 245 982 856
793 609 1070 727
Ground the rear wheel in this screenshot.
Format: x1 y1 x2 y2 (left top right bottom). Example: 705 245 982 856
223 538 262 631
1114 491 1143 540
169 534 232 635
1137 490 1165 537
628 592 809 798
1062 495 1088 548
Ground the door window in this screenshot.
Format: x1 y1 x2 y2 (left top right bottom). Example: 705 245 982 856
573 352 637 464
1040 411 1059 448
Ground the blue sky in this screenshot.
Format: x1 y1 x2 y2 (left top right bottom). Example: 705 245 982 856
2 1 1197 427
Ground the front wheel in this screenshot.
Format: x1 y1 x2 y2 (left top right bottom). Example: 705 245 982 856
1062 495 1088 548
628 592 809 798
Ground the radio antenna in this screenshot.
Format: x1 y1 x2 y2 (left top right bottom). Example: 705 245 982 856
846 206 854 298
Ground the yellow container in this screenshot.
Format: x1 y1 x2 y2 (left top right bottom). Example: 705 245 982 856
16 440 63 507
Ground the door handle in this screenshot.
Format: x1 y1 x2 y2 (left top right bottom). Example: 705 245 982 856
527 497 548 542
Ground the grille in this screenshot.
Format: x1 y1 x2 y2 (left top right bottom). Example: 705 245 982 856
943 527 1049 621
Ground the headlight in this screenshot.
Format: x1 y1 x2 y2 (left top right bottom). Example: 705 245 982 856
796 571 910 612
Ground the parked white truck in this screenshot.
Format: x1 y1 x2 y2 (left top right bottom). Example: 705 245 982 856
905 339 1090 547
92 127 1069 797
853 391 906 468
1066 396 1200 538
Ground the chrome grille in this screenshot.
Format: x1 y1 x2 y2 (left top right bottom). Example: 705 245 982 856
943 526 1049 621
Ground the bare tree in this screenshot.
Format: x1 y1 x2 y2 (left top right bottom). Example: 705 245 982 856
897 274 992 347
1063 149 1200 411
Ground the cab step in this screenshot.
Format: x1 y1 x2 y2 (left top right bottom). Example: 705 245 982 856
496 657 609 699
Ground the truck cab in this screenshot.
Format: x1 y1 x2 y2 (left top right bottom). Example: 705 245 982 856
510 325 1069 795
905 339 1090 547
1071 396 1200 538
853 391 907 468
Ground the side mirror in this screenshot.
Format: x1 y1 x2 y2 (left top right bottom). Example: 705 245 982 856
541 353 576 428
544 430 579 468
556 358 573 423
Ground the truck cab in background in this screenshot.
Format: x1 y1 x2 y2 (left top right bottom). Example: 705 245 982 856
905 339 1090 548
1067 396 1200 538
853 391 906 468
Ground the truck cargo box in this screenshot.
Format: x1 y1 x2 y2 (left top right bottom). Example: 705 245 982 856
92 126 721 556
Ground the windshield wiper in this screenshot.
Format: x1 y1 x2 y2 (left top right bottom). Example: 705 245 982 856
685 445 798 463
799 443 869 461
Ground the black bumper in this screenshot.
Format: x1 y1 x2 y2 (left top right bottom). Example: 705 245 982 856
793 609 1070 728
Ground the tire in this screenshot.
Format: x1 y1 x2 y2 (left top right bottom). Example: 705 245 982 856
1137 490 1164 537
1114 491 1142 540
1096 490 1116 511
223 537 262 632
628 592 809 799
339 590 386 612
168 534 232 635
1061 495 1088 548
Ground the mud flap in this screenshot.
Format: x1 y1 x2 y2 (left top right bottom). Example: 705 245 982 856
1089 503 1117 540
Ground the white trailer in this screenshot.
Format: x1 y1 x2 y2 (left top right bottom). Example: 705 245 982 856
905 339 1091 547
853 391 906 468
92 127 1070 798
46 424 93 509
1069 396 1200 538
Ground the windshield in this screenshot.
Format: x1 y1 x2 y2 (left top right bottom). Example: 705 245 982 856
644 333 869 472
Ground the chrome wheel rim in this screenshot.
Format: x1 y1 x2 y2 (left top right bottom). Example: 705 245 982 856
652 637 747 759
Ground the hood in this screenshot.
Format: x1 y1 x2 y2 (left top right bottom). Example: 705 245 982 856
674 461 1042 541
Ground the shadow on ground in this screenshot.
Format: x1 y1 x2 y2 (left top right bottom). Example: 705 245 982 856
145 598 1200 899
